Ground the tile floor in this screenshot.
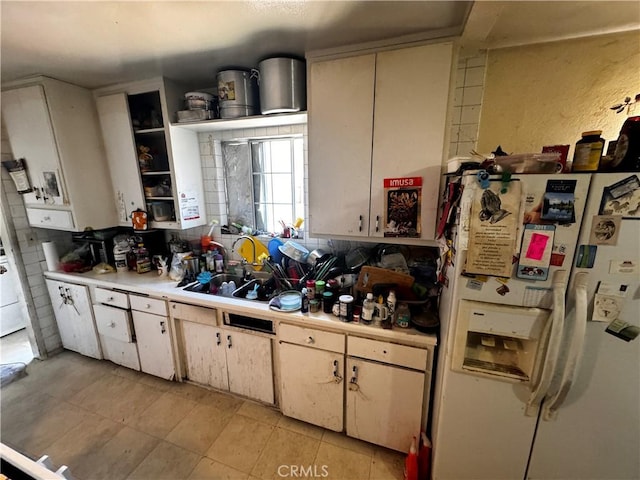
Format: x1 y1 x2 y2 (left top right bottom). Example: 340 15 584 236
1 351 405 480
0 328 35 365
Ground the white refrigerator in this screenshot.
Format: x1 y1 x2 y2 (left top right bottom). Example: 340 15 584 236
431 172 640 480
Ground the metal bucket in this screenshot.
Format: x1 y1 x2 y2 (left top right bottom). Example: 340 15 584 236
258 57 306 114
217 69 259 118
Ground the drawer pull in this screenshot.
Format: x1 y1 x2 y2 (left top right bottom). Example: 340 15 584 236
306 336 314 344
216 332 221 346
227 335 232 349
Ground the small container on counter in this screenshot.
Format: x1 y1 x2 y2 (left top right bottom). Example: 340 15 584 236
305 280 316 300
301 288 309 314
338 294 354 322
322 291 335 313
309 299 320 313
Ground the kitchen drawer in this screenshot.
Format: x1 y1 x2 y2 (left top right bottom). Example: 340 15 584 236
130 295 167 316
26 208 74 229
169 302 218 327
95 287 129 309
347 336 428 371
93 304 134 342
279 323 345 354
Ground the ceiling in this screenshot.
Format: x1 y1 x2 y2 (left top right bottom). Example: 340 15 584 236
1 1 639 90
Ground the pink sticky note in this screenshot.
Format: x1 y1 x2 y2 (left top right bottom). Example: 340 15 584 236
525 233 549 261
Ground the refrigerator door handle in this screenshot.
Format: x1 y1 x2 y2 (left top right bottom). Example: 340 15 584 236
525 269 569 416
541 272 589 420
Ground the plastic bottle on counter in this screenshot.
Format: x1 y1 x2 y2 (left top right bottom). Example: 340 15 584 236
301 288 309 314
395 302 411 328
387 290 397 319
113 240 129 273
361 293 375 325
214 252 224 273
572 130 605 171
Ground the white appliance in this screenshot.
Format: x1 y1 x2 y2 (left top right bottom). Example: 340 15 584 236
0 254 26 337
432 172 640 480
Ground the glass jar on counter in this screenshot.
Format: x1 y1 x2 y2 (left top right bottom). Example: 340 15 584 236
338 294 354 322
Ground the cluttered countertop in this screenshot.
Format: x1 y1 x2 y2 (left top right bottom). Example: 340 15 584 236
44 265 438 349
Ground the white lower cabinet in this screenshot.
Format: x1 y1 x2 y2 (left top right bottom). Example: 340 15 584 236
93 296 140 371
346 336 430 452
130 296 174 380
45 279 101 359
171 302 274 404
278 324 345 431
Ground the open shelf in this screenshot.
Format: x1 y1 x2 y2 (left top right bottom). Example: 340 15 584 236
171 111 307 133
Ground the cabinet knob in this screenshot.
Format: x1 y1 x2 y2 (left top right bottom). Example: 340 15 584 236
306 336 314 344
107 296 114 301
146 304 151 309
358 215 363 232
160 321 166 334
216 332 221 346
227 335 232 348
375 215 380 232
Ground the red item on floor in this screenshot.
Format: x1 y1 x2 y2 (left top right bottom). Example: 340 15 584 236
418 431 432 480
404 436 418 480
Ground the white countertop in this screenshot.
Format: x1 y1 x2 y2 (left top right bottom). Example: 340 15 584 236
44 270 437 348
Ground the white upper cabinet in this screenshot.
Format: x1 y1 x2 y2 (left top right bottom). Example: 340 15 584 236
2 76 117 231
94 78 206 230
308 42 454 242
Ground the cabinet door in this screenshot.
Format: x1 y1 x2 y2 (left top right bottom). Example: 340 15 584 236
45 280 101 359
346 358 424 452
279 342 344 431
225 330 274 404
2 85 66 206
46 279 76 351
308 54 375 237
95 93 145 225
132 310 175 380
370 43 453 239
181 321 228 390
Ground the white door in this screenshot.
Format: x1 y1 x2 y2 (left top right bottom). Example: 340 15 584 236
46 279 76 350
527 172 640 480
308 54 375 237
2 86 66 206
95 93 145 225
279 342 344 431
132 310 175 380
346 358 424 453
181 321 228 390
370 42 453 239
45 280 101 358
225 330 274 404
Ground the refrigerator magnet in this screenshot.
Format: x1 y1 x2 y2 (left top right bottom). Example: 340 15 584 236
605 319 640 342
516 224 555 281
598 175 640 219
589 215 622 246
609 260 638 275
592 293 624 322
576 245 597 268
539 179 577 224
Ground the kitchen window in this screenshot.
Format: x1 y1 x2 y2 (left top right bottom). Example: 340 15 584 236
222 136 304 235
